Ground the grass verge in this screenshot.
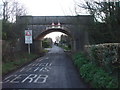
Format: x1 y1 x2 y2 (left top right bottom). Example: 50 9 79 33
2 52 39 75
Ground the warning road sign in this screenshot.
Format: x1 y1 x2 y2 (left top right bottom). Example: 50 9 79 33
25 30 32 44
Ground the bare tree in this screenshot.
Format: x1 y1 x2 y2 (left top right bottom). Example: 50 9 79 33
1 0 27 22
10 1 27 22
74 0 120 43
75 0 120 22
74 0 104 22
2 0 9 21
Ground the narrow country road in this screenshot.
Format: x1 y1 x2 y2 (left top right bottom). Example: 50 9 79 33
2 45 89 89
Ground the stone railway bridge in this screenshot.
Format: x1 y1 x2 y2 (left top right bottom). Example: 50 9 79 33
16 15 93 53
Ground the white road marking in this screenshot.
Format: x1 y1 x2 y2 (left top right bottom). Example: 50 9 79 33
49 63 52 66
34 67 40 72
21 74 37 83
39 63 42 66
39 63 45 66
19 68 26 72
32 64 36 66
3 74 49 83
36 58 44 62
34 75 48 83
35 63 39 66
26 67 33 72
27 63 32 66
46 63 49 66
39 67 50 72
39 63 50 67
40 58 44 61
3 59 52 84
36 59 40 61
3 75 15 83
45 57 49 60
10 74 26 83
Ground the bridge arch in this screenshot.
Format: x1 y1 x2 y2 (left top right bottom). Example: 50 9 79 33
16 16 93 53
35 28 73 40
34 28 75 53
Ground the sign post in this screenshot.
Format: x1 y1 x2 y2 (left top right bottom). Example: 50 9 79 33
25 30 32 54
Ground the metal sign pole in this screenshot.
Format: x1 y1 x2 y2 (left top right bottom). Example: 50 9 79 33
28 44 30 54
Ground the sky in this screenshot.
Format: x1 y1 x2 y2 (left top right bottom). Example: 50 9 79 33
0 0 88 42
1 0 115 42
44 32 66 42
1 0 108 42
19 0 77 16
18 0 80 42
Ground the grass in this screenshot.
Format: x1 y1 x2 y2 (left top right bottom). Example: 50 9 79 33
2 52 39 75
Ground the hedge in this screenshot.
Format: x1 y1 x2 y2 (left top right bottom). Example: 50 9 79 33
73 52 118 88
84 43 120 74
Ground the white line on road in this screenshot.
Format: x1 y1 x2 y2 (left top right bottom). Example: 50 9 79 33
33 75 48 83
34 67 40 72
21 74 37 83
10 74 27 83
19 68 25 72
3 75 16 83
3 74 49 84
45 57 49 60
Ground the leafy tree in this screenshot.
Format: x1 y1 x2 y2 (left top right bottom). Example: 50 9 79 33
75 0 120 44
42 38 53 48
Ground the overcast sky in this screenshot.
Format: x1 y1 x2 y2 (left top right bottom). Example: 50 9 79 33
0 0 114 42
19 0 78 16
18 0 81 41
1 0 89 42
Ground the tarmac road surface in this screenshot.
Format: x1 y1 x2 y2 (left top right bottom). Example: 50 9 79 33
2 45 89 89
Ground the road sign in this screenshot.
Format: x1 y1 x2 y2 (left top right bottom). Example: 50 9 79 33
25 30 32 44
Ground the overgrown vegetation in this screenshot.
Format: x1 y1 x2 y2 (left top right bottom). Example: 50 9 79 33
1 0 28 63
76 0 120 44
42 38 53 48
73 52 118 88
74 1 120 88
85 43 119 76
2 53 38 75
59 34 71 51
